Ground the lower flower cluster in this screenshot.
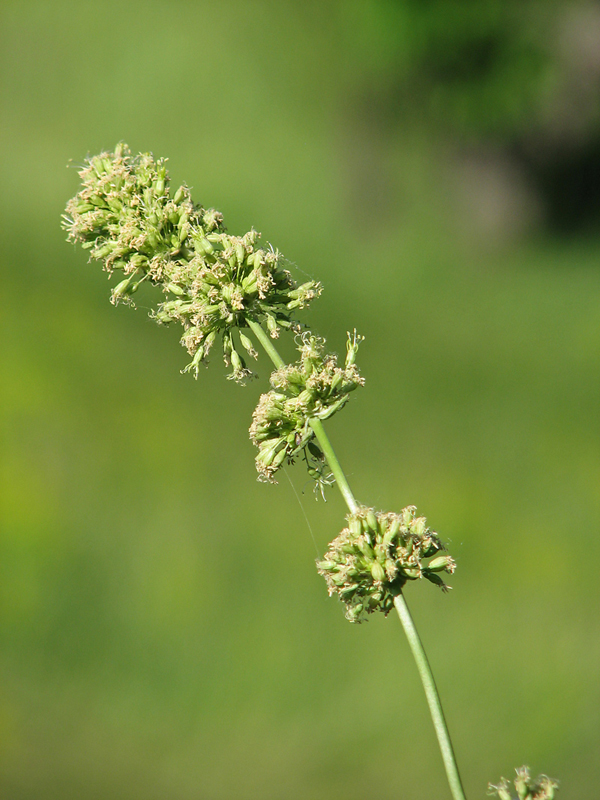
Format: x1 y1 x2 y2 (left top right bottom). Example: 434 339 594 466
317 505 456 622
488 767 559 800
249 332 364 482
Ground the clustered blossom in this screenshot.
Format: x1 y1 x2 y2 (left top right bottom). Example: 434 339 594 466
317 506 456 622
249 332 365 482
64 145 558 797
63 143 320 381
488 767 559 800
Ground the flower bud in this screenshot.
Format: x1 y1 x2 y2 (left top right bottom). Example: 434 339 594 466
383 517 400 545
241 274 258 293
315 396 348 420
317 560 337 571
231 350 242 372
195 236 214 255
366 509 378 531
384 559 397 577
426 555 455 573
154 167 166 196
182 345 206 377
422 538 442 557
239 331 258 359
357 538 374 559
90 156 105 177
297 388 316 407
513 768 529 795
235 242 245 264
411 517 426 536
403 567 421 580
345 329 364 367
107 197 123 213
112 276 134 298
265 314 279 337
489 781 513 800
272 447 287 469
424 572 448 590
263 405 283 422
256 438 282 467
538 777 558 800
329 372 343 395
93 243 114 259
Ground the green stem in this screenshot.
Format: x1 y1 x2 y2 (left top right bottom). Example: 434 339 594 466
394 593 467 800
248 316 467 800
307 418 358 514
247 319 286 370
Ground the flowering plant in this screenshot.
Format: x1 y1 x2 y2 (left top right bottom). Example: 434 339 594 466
64 144 558 800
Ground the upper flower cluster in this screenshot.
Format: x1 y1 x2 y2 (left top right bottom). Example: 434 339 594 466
317 505 455 622
63 144 321 380
249 332 364 482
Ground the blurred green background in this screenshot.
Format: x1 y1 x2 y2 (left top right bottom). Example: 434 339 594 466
2 1 600 797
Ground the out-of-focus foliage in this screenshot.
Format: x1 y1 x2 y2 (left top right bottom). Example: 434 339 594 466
1 2 600 799
344 0 560 138
343 0 600 233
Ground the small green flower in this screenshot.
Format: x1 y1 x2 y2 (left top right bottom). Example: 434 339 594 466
249 332 364 482
317 505 456 622
63 144 321 381
488 767 559 800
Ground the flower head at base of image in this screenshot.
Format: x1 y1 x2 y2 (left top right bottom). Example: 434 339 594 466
488 767 559 800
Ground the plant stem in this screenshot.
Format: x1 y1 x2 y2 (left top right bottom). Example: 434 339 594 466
307 418 358 514
247 319 286 370
248 316 467 800
394 593 467 800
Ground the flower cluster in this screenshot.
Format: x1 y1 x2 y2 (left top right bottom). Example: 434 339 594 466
249 332 364 482
488 767 559 800
63 144 320 381
317 505 455 622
